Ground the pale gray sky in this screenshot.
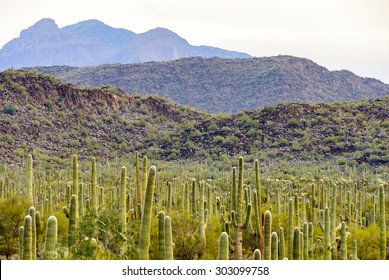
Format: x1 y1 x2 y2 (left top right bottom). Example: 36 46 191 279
1 0 388 83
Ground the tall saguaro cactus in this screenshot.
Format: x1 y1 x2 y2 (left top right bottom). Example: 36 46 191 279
72 155 79 197
91 157 98 211
164 215 174 260
119 166 127 232
379 185 386 260
263 210 272 260
22 215 32 260
68 194 79 248
26 154 34 206
138 166 156 260
233 157 244 260
158 211 165 260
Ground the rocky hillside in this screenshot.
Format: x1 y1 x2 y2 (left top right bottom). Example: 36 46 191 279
33 56 389 113
0 69 388 167
0 18 250 70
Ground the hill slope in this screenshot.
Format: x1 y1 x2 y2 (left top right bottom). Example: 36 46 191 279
33 56 389 113
0 18 250 70
0 69 388 167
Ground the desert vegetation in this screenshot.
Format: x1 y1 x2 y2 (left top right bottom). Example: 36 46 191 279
0 153 387 260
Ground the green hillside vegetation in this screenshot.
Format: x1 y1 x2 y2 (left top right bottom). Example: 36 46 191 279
0 69 388 169
32 56 389 114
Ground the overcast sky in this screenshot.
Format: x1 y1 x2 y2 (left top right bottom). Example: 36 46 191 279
1 0 388 83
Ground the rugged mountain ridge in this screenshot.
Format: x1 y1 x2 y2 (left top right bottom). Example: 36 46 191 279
1 69 388 167
33 56 389 113
0 18 250 70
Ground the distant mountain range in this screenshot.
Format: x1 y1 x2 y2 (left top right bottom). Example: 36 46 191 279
33 56 389 113
0 18 250 70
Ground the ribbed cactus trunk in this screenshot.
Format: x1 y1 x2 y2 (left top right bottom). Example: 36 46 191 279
330 185 337 259
138 166 156 260
218 232 229 260
263 210 272 260
278 227 285 259
323 207 331 260
164 215 174 260
29 206 36 259
22 215 32 260
379 185 386 260
302 222 309 260
43 216 58 259
271 231 278 260
292 227 300 260
340 221 347 260
91 157 98 211
119 167 127 232
351 239 358 260
26 154 34 206
19 226 24 260
233 157 244 260
68 194 79 248
142 156 148 211
191 179 196 217
158 211 165 260
198 181 207 258
72 155 78 197
135 152 141 217
288 198 294 259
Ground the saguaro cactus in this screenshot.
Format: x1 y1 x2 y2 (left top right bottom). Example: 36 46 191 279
72 155 78 196
218 232 229 260
68 194 79 248
19 226 24 260
379 185 386 260
91 157 98 211
138 166 156 260
29 206 36 259
43 216 58 259
271 231 278 260
22 215 32 260
340 221 347 260
263 210 272 260
26 154 33 206
292 227 300 260
119 166 127 232
164 215 174 260
158 211 165 260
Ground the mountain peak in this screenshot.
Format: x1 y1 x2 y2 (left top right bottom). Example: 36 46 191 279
22 18 58 35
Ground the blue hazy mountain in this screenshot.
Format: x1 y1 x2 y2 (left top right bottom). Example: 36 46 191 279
0 18 250 70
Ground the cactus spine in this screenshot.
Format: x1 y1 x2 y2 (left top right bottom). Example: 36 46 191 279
218 232 229 260
138 166 156 260
43 216 57 259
